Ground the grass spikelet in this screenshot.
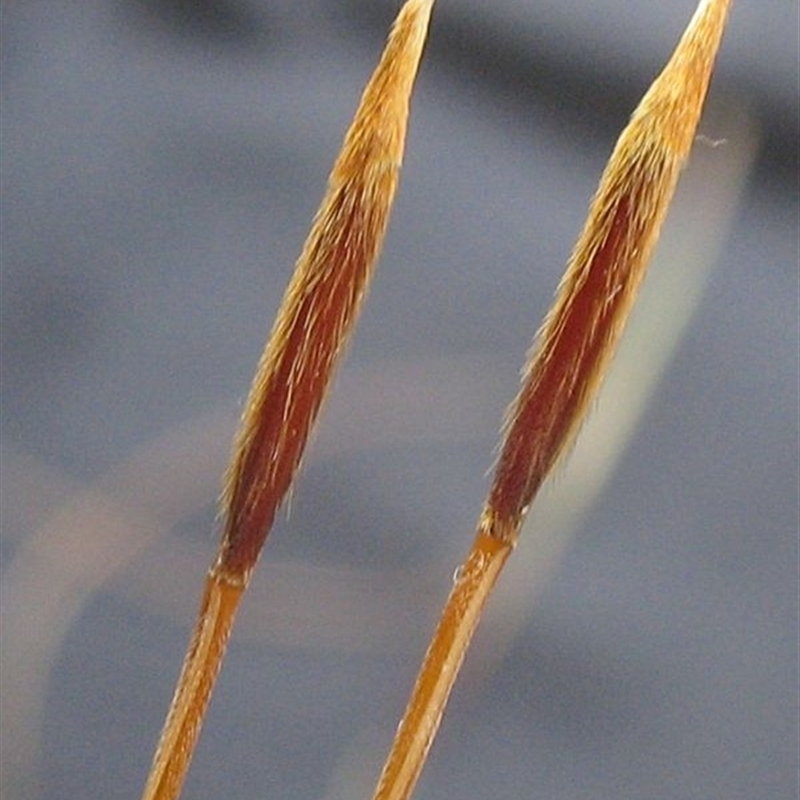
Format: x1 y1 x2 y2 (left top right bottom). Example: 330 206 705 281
484 0 734 538
217 0 435 584
370 3 732 799
139 3 434 798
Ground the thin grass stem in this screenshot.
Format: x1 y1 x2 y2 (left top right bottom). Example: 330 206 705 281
370 2 732 798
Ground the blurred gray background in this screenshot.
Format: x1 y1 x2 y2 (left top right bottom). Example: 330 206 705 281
1 1 798 799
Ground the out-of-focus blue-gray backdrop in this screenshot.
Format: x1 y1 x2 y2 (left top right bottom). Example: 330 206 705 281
1 2 797 799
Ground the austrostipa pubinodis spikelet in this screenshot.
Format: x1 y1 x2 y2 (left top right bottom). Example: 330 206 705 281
140 3 435 798
370 2 732 799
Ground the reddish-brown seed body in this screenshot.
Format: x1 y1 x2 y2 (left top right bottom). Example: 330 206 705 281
218 0 435 583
